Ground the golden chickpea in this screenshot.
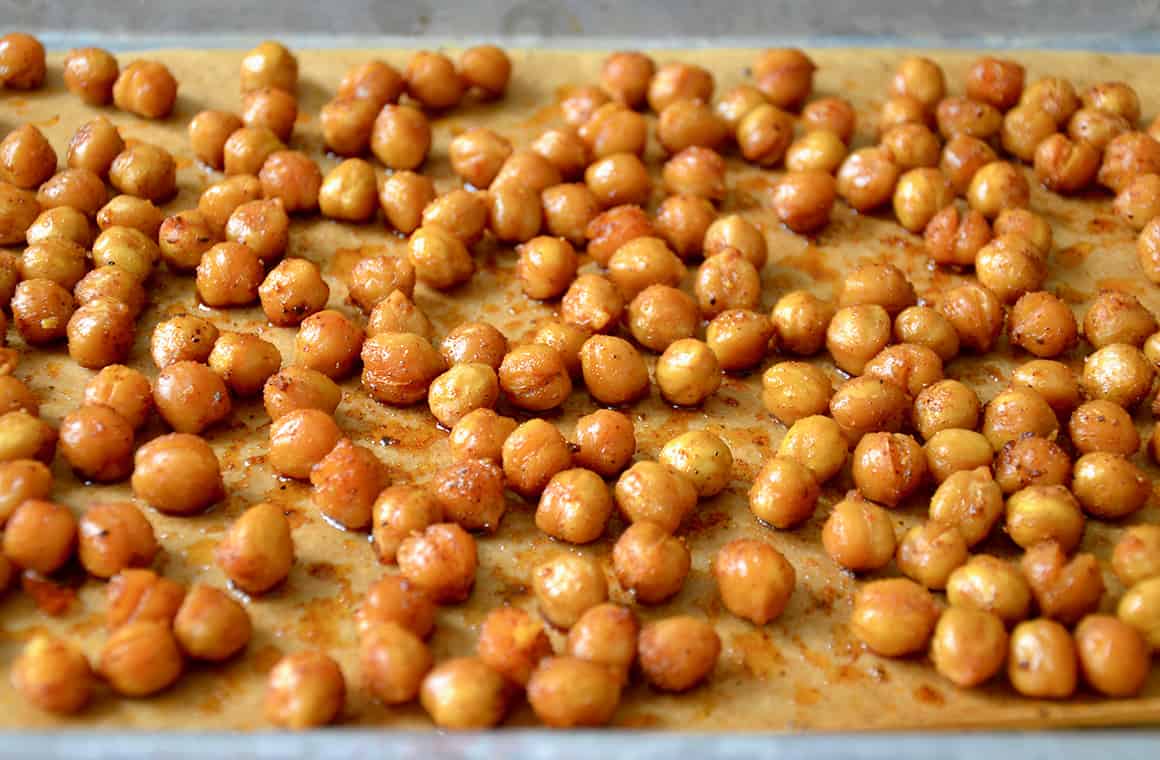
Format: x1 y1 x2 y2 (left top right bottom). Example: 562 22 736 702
370 104 431 170
924 205 992 269
407 224 475 290
3 499 76 573
752 48 815 109
773 170 837 233
841 264 916 317
0 125 55 190
646 61 712 113
426 457 503 536
614 460 697 533
104 568 184 630
936 96 1002 141
736 104 795 167
659 430 732 498
427 362 499 428
999 104 1057 162
0 410 57 463
748 455 820 529
1084 289 1157 348
993 436 1071 495
295 309 364 380
0 376 36 415
0 459 52 524
826 304 891 375
529 130 587 182
20 239 86 291
223 127 284 177
152 360 231 435
1008 618 1079 699
338 59 403 106
0 33 46 89
541 184 599 247
881 123 941 171
627 285 698 353
976 235 1046 305
361 621 433 704
489 183 543 243
967 161 1030 220
777 414 847 483
1018 76 1078 124
1068 399 1138 456
259 150 321 214
1099 131 1160 193
830 375 909 444
11 636 93 715
783 129 847 174
188 110 243 170
982 387 1057 451
11 278 75 345
653 196 712 260
83 366 151 431
1069 107 1130 151
527 656 621 729
318 96 377 157
658 99 728 155
707 309 774 371
835 147 901 213
440 321 508 370
769 291 830 356
940 134 999 195
893 167 955 232
565 603 638 683
534 553 607 627
1114 172 1160 231
376 171 434 235
421 189 488 245
26 206 90 250
403 50 463 109
368 289 431 338
194 177 257 236
150 314 218 369
107 145 174 206
584 152 651 208
1007 290 1077 357
174 584 251 662
1073 615 1149 698
931 607 1008 687
703 216 766 271
965 56 1025 110
317 158 378 222
371 486 441 564
580 103 648 158
1112 525 1160 588
347 255 414 313
662 146 728 202
822 491 897 572
91 226 158 280
1004 484 1084 553
891 56 946 110
59 403 135 483
851 432 927 507
583 205 651 266
929 466 1004 547
449 409 516 464
939 282 1005 352
1119 577 1160 651
561 271 625 331
257 259 327 326
311 440 390 530
656 338 721 407
712 538 794 625
1082 81 1140 123
572 409 635 477
502 418 572 498
1083 343 1154 409
498 343 572 411
215 502 294 594
267 408 341 480
194 241 263 308
694 248 759 317
864 343 944 399
0 181 40 246
492 150 563 194
638 616 719 693
240 41 297 93
445 129 510 190
460 44 510 99
897 520 968 590
241 87 296 142
801 96 856 143
599 50 654 108
98 620 184 699
420 657 507 730
155 210 213 273
852 578 940 657
760 361 831 425
36 168 108 218
1072 451 1151 519
264 651 345 730
130 433 223 515
1031 132 1099 193
880 95 931 132
536 468 613 545
206 332 281 398
613 521 690 604
263 366 341 420
947 554 1032 626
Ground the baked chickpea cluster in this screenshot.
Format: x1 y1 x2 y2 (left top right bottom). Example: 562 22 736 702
1 35 1158 732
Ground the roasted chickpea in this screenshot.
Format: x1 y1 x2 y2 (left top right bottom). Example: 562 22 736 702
376 171 433 235
98 621 183 698
80 367 150 433
826 304 891 375
295 309 364 380
223 127 285 177
448 409 516 464
658 99 728 155
613 460 697 533
258 150 321 214
206 332 280 398
0 410 57 463
748 455 820 528
777 414 847 483
492 150 563 194
940 134 999 194
489 183 543 243
768 291 829 356
637 616 719 692
11 636 93 715
403 50 463 110
584 152 651 208
801 96 856 143
864 343 944 398
773 170 837 233
214 502 294 594
527 656 621 729
976 234 1046 305
428 362 499 429
1072 615 1149 698
712 538 795 625
240 41 297 93
58 403 135 482
1084 290 1156 349
1018 76 1079 124
851 432 927 507
407 224 474 290
540 183 598 247
536 468 613 545
1067 399 1138 457
316 158 377 222
0 125 55 190
662 146 728 202
881 123 941 170
1099 131 1160 193
822 492 897 572
1119 577 1160 651
458 44 510 99
264 651 345 729
565 603 639 683
20 239 86 291
154 210 212 273
924 206 992 269
967 161 1030 220
1112 525 1160 588
151 360 230 436
897 520 968 590
476 606 551 691
625 285 697 353
833 146 899 213
91 226 158 280
993 436 1071 495
966 56 1025 110
851 578 939 657
267 408 341 480
0 182 40 246
317 96 376 156
0 33 46 89
240 87 296 143
999 104 1057 162
573 409 635 477
11 278 75 345
188 110 243 170
947 554 1032 626
1006 290 1077 357
656 338 721 407
736 104 795 167
937 96 1002 141
502 418 572 498
659 430 732 498
106 143 175 203
929 466 1004 547
36 169 107 219
367 289 431 338
981 387 1057 452
830 375 909 444
760 361 831 425
174 584 251 662
420 657 507 730
193 241 263 308
0 459 52 524
372 485 442 565
1069 107 1130 151
149 314 217 369
1113 172 1160 231
613 521 690 604
105 569 183 633
580 103 648 158
1004 485 1084 553
693 248 758 317
706 309 775 371
599 50 654 108
534 553 607 627
528 131 587 183
3 499 76 573
893 167 955 232
644 61 712 113
26 207 90 251
1083 343 1154 409
1029 132 1099 193
311 439 390 530
1082 81 1140 123
263 366 340 420
931 607 1008 688
1008 618 1080 699
890 56 945 110
0 376 36 415
783 129 847 174
497 344 571 411
1072 451 1151 519
130 433 222 515
336 59 402 106
939 282 1005 352
368 104 431 171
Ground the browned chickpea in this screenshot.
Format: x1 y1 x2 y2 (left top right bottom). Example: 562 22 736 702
0 182 40 246
263 366 340 420
652 196 711 260
502 419 572 498
939 282 1005 352
636 616 719 693
90 226 158 279
0 376 36 415
1030 132 1099 193
596 51 655 109
851 578 939 657
975 234 1046 305
936 96 1002 141
403 50 463 110
435 322 504 371
1119 577 1160 651
346 255 413 314
768 291 830 356
371 173 428 235
924 205 992 269
1072 615 1149 698
264 651 345 730
241 87 296 142
656 338 721 407
822 491 897 572
3 499 76 573
1072 451 1151 519
572 409 635 477
535 467 613 545
712 538 794 626
108 143 175 202
830 375 909 444
584 152 651 208
736 104 794 167
195 178 258 237
800 96 856 143
421 189 488 246
626 285 697 353
408 224 475 290
1100 131 1160 193
420 657 507 730
662 146 728 201
59 403 134 482
585 204 653 266
495 343 571 412
703 214 767 268
0 125 55 190
458 44 510 99
1005 484 1084 552
893 167 955 232
532 552 606 627
295 309 364 380
259 150 321 214
897 520 968 590
966 161 1029 220
772 170 836 233
965 56 1025 110
77 501 157 580
258 258 327 327
1018 76 1078 124
98 620 183 698
370 104 431 171
999 104 1057 162
367 289 431 339
865 343 944 399
0 409 56 464
851 432 927 507
493 151 564 195
784 129 848 174
993 436 1071 495
318 158 378 222
1068 399 1138 456
1083 343 1153 408
982 387 1058 451
267 408 341 480
371 485 442 565
477 606 551 690
11 635 93 715
83 365 150 431
215 502 294 594
777 414 847 483
489 183 543 243
658 99 728 155
658 430 732 498
940 134 999 195
150 314 218 369
540 183 598 247
580 103 648 159
157 210 214 273
21 238 86 290
188 110 243 170
0 33 46 89
37 168 109 218
930 467 1004 547
1007 291 1077 358
445 129 510 190
760 361 831 425
527 656 621 729
64 118 122 182
707 309 774 371
311 439 390 531
1084 289 1156 348
338 59 403 106
560 274 624 334
1022 542 1104 625
1082 80 1140 123
361 332 446 406
840 264 916 317
317 96 376 157
835 147 900 213
153 361 232 435
614 460 697 533
879 94 930 134
1113 525 1160 587
11 278 74 345
223 126 284 176
694 248 758 317
0 459 52 524
195 241 263 308
131 433 223 515
174 583 251 662
527 132 586 184
931 607 1008 687
947 554 1032 625
207 332 280 398
565 604 639 684
240 41 298 93
104 573 178 644
428 363 499 430
1114 172 1160 231
644 61 711 113
613 521 690 605
1069 107 1130 152
448 409 516 464
891 56 945 110
826 303 891 375
748 455 819 529
751 48 815 109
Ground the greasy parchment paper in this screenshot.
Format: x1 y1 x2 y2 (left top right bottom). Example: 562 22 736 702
0 47 1158 731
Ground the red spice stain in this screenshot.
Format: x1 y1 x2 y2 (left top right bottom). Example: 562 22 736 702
733 630 786 680
913 683 945 705
21 573 77 617
1095 277 1142 296
794 684 822 705
1055 242 1093 269
777 246 840 284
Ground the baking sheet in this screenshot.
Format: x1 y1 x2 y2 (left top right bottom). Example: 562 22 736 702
2 39 1160 755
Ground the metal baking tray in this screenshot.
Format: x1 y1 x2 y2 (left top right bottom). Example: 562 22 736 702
4 1 1160 756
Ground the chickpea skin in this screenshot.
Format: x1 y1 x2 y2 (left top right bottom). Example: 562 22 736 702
1112 525 1160 587
851 578 939 657
174 584 251 662
215 502 294 594
264 651 345 730
59 404 135 482
930 608 1008 688
826 304 892 375
131 433 223 515
11 636 94 715
240 41 298 93
713 538 795 625
498 344 572 411
536 468 614 544
0 33 46 89
1008 291 1078 357
420 658 507 730
268 408 342 480
852 432 927 507
777 414 847 483
637 616 720 692
947 554 1032 626
929 466 1004 547
614 521 690 604
897 521 968 590
656 338 721 407
573 409 636 477
371 485 442 564
534 553 607 627
3 499 77 574
311 440 390 531
1008 619 1078 699
822 492 897 572
659 430 733 498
